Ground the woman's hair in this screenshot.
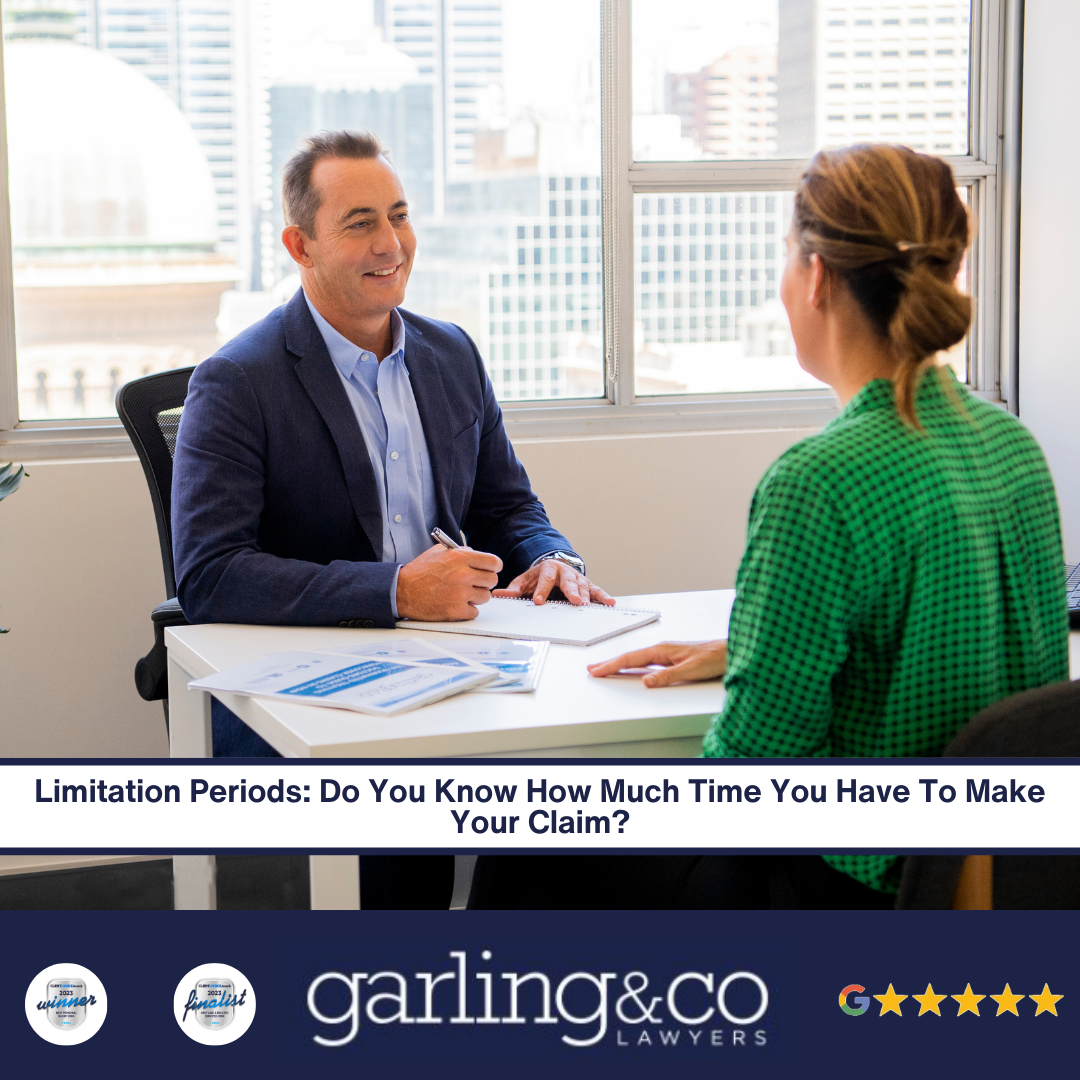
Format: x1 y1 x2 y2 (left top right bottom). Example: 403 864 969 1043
791 144 971 425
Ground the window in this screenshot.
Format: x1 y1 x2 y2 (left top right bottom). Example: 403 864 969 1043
627 0 986 401
0 0 603 418
0 0 1017 435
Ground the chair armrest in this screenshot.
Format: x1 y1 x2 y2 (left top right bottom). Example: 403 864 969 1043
150 596 186 625
135 599 190 702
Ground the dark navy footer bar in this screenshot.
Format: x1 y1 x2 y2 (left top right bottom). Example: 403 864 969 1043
1 909 1075 1076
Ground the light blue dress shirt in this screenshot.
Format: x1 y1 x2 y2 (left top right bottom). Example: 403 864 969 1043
304 293 438 617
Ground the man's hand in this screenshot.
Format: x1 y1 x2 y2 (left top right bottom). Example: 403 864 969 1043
396 544 502 621
587 640 727 687
494 559 614 607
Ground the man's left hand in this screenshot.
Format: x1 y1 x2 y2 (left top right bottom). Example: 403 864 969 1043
493 559 615 607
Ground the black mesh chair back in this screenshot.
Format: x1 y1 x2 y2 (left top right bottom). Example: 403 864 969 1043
115 368 194 599
116 368 195 709
898 679 1080 908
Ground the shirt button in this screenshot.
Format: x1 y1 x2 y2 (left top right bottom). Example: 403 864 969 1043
394 514 402 523
390 451 399 460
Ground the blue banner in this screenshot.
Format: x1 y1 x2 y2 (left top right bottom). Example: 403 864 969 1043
3 909 1073 1075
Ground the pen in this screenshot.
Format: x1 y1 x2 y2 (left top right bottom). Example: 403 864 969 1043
431 526 463 550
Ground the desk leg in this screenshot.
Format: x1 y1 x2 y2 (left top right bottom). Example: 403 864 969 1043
168 651 217 908
310 855 360 909
173 854 217 910
168 653 213 757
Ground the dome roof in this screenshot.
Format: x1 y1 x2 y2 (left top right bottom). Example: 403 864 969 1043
4 39 218 248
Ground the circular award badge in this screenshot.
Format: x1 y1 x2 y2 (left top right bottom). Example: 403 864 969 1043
24 963 108 1045
173 963 256 1045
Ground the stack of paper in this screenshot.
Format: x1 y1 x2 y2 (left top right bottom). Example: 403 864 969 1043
187 649 497 716
325 637 549 694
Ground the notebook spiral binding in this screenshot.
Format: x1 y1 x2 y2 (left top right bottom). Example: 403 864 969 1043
501 597 660 614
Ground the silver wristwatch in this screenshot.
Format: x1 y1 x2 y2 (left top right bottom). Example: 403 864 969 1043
533 550 586 576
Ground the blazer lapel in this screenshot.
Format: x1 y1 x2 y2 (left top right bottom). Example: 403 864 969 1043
402 321 458 533
283 291 385 558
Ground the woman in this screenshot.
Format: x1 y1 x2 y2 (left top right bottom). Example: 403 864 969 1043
469 144 1068 909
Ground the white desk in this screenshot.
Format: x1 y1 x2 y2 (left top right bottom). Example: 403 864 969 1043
165 590 733 909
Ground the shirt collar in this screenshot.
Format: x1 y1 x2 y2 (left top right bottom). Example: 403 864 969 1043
303 291 405 382
829 367 956 433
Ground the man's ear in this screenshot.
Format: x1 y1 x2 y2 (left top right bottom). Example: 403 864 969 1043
281 225 314 268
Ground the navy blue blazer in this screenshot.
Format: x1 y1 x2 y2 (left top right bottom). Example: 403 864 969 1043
172 289 575 628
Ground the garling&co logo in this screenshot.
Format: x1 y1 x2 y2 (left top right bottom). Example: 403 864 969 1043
308 948 770 1051
24 963 108 1045
173 962 257 1045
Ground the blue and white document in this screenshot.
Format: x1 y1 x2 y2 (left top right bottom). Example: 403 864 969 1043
325 637 549 694
187 650 496 715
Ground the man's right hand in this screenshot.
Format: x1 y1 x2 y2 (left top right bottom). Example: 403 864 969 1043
396 544 503 621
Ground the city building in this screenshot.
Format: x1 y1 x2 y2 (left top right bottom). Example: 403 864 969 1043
381 0 503 195
666 45 779 159
778 0 971 155
474 180 789 400
4 18 236 419
72 0 252 283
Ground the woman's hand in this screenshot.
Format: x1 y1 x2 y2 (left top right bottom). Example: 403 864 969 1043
587 640 728 688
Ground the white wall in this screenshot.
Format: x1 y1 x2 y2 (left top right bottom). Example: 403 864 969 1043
0 427 812 757
0 459 169 756
1018 0 1080 559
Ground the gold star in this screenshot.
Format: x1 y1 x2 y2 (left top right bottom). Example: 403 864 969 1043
913 983 948 1016
1030 984 1064 1017
873 984 908 1017
989 984 1025 1017
952 984 985 1016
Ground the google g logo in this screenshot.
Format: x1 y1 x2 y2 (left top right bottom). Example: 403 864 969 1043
839 984 870 1016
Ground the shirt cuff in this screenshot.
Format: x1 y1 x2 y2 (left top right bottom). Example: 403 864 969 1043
390 564 402 620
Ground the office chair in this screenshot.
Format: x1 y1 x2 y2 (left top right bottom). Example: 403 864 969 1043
115 368 195 726
897 679 1080 909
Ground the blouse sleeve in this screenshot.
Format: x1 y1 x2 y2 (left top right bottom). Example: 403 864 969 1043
703 449 871 759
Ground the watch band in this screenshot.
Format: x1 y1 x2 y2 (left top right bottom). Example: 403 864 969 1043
531 550 586 576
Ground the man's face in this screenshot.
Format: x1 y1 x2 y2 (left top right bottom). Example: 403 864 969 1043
302 155 416 318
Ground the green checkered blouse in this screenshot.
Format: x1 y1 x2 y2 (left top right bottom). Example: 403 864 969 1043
702 366 1069 893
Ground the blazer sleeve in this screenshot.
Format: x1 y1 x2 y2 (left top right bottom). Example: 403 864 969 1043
455 331 578 582
172 355 398 627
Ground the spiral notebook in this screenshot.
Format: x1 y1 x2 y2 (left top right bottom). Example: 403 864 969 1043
396 597 659 646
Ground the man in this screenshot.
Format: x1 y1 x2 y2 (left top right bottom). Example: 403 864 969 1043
171 129 611 906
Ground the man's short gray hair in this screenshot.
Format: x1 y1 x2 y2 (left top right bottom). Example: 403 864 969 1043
281 130 388 238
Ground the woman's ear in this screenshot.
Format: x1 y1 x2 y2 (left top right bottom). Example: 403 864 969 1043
809 252 830 310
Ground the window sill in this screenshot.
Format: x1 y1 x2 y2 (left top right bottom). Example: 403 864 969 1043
0 419 136 461
501 390 841 438
1 387 1009 458
0 392 844 460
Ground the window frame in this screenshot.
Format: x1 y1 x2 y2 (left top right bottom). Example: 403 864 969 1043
0 0 1023 452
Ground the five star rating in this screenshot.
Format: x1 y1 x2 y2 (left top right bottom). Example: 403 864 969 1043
853 983 1063 1017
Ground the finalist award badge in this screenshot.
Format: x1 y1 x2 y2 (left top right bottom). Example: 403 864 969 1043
173 963 256 1044
24 963 108 1045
